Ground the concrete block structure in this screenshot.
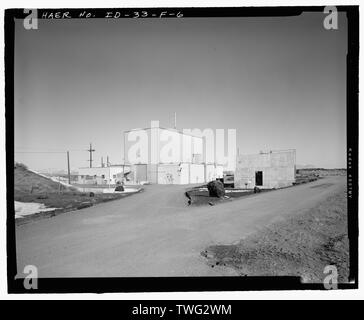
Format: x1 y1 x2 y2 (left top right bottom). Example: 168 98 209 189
235 149 296 189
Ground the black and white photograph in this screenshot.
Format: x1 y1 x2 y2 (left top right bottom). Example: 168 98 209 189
4 4 358 294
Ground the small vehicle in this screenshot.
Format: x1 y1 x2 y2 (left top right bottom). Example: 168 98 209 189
114 185 124 192
223 171 234 188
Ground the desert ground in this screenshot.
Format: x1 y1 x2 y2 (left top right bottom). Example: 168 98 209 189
15 175 348 280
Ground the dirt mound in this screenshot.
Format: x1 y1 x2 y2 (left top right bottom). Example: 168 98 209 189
298 168 347 177
202 186 349 283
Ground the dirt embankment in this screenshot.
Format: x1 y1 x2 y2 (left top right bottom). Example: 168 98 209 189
201 185 349 283
298 168 347 177
14 164 138 224
14 163 77 196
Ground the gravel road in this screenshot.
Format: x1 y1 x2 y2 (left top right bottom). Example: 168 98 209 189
16 176 346 277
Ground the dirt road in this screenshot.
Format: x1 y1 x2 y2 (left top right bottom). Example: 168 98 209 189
16 176 346 277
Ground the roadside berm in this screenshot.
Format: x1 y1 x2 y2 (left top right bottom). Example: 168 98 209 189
201 184 349 283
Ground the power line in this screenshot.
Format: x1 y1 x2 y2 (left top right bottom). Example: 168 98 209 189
15 149 86 153
15 151 67 154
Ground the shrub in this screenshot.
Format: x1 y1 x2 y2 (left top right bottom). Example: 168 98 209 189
15 162 28 170
207 180 225 198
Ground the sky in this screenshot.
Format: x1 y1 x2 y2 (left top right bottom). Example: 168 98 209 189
14 12 347 171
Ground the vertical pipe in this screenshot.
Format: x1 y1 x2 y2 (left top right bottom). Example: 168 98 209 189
67 151 71 184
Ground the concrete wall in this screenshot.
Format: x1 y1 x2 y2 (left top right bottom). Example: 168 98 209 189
216 165 224 179
133 164 147 183
205 164 216 182
157 164 178 184
190 164 205 184
205 164 223 182
156 163 191 184
235 150 296 189
126 163 225 185
147 164 158 184
179 163 190 184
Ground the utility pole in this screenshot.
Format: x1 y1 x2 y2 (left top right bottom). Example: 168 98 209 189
87 143 95 168
67 151 71 184
123 131 126 165
58 176 61 194
108 165 111 190
174 112 177 129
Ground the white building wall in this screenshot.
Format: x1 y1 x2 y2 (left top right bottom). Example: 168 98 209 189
190 164 205 184
205 164 216 182
157 164 180 184
216 165 224 179
124 124 226 184
147 164 158 184
156 163 190 184
179 163 190 184
77 166 130 185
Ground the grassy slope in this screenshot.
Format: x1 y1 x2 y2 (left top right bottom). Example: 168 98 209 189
14 165 136 224
14 165 76 197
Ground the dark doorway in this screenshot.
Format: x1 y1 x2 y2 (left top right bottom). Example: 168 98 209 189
255 171 263 186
